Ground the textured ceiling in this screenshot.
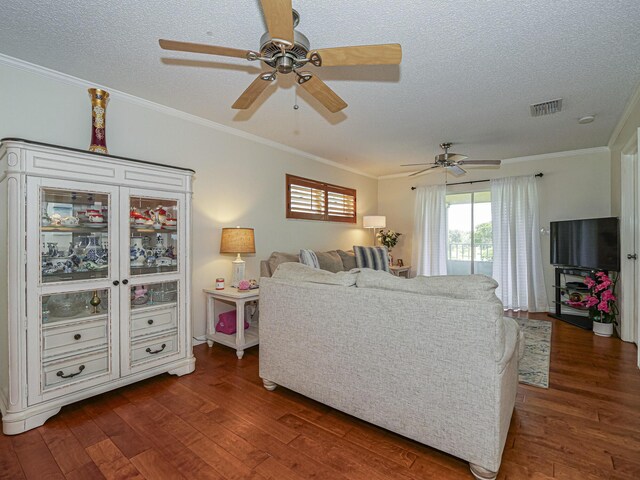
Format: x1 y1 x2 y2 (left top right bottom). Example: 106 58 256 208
1 0 640 176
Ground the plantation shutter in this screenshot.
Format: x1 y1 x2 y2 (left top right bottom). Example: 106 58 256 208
286 174 357 223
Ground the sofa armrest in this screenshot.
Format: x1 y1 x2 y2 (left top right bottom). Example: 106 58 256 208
497 316 519 373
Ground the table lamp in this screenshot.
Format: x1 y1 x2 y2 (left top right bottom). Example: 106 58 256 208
363 215 386 244
220 227 255 287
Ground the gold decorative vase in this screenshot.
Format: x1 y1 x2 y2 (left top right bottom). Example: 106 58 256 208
88 88 109 154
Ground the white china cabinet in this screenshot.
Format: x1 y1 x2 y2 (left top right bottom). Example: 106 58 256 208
0 139 195 434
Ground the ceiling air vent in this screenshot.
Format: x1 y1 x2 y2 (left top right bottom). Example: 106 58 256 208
530 98 563 117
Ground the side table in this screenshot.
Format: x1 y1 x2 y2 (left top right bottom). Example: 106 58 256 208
390 265 411 278
203 287 259 359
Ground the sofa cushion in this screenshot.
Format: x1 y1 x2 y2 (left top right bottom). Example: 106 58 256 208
272 262 358 287
300 249 320 268
268 252 299 275
356 268 498 301
353 246 391 272
315 250 344 273
337 249 357 270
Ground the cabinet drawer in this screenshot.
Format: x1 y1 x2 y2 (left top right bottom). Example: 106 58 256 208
131 307 176 338
43 319 108 359
131 333 177 366
43 350 109 390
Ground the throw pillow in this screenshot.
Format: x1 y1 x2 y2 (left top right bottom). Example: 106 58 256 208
353 246 391 272
272 262 358 287
315 250 344 273
267 251 299 276
299 249 320 269
337 249 357 270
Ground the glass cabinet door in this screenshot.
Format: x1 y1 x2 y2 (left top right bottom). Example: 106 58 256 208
128 197 179 277
40 188 111 283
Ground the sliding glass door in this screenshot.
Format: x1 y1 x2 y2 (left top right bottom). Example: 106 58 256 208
446 191 493 275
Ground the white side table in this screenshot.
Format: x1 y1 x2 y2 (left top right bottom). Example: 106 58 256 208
390 265 411 278
203 287 259 359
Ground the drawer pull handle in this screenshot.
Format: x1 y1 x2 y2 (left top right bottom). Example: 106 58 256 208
74 334 82 340
57 365 85 379
148 319 154 325
146 344 166 355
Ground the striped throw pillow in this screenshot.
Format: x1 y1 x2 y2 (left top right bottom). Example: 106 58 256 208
299 249 320 269
353 246 391 272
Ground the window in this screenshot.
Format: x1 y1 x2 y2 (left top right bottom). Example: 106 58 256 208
286 174 356 223
446 191 492 275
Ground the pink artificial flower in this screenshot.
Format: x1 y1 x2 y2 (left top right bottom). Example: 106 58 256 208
584 296 599 308
596 271 608 278
597 300 611 313
601 290 616 302
584 277 596 288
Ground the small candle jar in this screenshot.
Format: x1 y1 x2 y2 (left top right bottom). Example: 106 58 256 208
215 278 225 290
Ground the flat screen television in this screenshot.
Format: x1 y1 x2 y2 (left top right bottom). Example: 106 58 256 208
550 217 620 271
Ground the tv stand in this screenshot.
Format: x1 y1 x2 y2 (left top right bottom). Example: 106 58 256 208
549 266 593 330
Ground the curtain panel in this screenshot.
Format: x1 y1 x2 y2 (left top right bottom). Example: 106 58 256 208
491 175 548 311
413 184 447 276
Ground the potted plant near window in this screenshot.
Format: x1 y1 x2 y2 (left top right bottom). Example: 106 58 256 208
584 271 618 337
377 229 402 265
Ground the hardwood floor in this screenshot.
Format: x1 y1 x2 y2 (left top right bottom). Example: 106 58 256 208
2 312 639 479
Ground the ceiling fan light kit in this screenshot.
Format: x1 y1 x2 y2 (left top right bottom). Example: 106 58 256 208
159 1 402 114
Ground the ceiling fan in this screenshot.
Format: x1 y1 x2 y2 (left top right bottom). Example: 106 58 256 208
159 0 401 114
401 143 502 177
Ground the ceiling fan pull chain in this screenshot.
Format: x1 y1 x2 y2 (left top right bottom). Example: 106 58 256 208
293 87 299 110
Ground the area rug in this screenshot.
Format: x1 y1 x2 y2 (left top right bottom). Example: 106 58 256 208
513 318 552 388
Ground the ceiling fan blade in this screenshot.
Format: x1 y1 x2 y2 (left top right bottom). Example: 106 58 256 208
447 153 468 162
401 163 434 167
159 39 254 59
458 160 502 165
446 165 467 176
260 0 294 46
231 74 275 110
298 74 347 113
409 165 440 177
308 44 402 67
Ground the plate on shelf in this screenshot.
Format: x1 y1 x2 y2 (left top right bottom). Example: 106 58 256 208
162 226 177 231
82 223 107 228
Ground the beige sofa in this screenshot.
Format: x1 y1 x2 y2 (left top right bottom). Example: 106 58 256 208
259 264 520 480
259 249 356 277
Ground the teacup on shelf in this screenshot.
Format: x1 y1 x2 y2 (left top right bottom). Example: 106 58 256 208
87 214 105 224
165 219 177 227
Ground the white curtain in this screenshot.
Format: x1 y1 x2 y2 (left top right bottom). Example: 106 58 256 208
491 175 548 311
413 184 447 276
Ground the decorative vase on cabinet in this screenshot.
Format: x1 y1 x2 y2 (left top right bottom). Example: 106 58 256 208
0 138 195 434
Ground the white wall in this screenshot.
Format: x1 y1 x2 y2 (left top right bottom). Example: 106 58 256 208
378 149 612 308
0 58 377 338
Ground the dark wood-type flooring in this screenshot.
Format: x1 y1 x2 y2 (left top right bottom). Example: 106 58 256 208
1 312 639 479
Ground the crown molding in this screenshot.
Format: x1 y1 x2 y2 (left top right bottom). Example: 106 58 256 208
500 146 610 164
608 79 640 149
0 53 377 180
377 172 411 180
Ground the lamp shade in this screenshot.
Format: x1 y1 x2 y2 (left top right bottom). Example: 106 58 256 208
220 227 255 254
363 215 386 229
